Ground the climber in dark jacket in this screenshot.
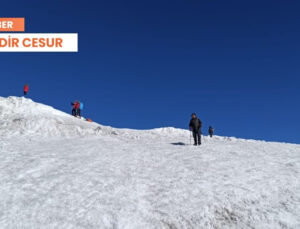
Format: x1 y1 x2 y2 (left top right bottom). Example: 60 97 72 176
208 126 214 138
189 113 202 145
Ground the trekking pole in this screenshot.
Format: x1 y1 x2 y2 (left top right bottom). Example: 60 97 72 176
190 130 192 145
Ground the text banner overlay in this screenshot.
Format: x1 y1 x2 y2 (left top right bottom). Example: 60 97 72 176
0 33 78 52
0 18 25 32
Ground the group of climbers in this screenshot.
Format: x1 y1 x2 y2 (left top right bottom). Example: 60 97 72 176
71 101 84 118
22 84 215 143
22 84 86 119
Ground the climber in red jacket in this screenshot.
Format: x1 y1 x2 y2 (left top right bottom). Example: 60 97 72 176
23 84 29 96
71 101 80 117
75 102 81 117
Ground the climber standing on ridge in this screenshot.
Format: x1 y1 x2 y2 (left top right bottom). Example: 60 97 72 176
77 102 83 117
208 126 214 138
189 113 202 146
71 101 80 117
23 84 29 96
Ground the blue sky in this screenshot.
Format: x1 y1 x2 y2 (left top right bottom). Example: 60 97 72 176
0 0 299 143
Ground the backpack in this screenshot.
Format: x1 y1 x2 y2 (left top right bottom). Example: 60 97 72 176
80 103 84 110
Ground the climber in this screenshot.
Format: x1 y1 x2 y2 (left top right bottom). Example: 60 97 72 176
208 126 214 138
77 102 84 117
71 101 80 117
23 84 29 96
189 113 202 146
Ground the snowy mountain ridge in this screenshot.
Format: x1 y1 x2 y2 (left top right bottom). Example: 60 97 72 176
0 96 286 144
0 96 236 141
0 96 112 138
0 96 300 229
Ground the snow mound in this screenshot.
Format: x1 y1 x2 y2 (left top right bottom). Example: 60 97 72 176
0 97 195 140
0 96 274 143
0 96 112 138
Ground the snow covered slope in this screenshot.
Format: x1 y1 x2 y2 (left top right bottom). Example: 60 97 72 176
0 97 299 229
0 96 113 138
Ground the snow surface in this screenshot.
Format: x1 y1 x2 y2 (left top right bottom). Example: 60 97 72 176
0 96 300 229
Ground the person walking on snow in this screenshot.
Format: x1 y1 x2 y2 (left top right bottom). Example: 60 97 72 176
208 126 214 138
23 84 29 96
189 113 202 146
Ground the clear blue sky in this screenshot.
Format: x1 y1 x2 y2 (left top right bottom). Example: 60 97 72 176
1 0 299 143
